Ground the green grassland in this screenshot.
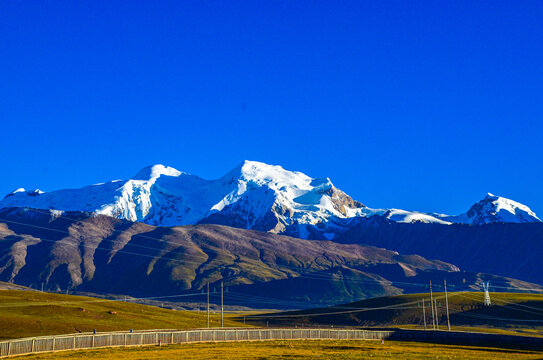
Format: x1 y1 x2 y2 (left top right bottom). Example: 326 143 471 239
247 292 543 337
15 340 543 359
0 290 246 340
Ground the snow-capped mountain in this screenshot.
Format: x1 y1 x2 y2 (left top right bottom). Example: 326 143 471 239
378 193 540 225
0 161 383 238
1 161 540 239
445 193 541 225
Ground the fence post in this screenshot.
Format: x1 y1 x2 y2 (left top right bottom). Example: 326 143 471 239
124 334 127 346
140 334 143 345
7 341 11 356
72 336 75 349
32 338 36 352
52 337 56 351
155 332 158 344
170 332 174 344
92 334 95 348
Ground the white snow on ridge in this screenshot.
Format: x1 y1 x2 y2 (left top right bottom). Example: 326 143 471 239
447 193 540 225
385 209 452 225
132 164 183 181
0 161 540 238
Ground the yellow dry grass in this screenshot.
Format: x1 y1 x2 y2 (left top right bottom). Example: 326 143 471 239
0 290 247 340
14 340 543 359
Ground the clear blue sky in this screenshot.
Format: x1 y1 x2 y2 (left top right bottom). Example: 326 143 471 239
1 1 542 215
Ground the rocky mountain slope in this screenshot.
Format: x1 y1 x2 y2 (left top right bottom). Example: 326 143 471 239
1 161 539 239
0 207 536 308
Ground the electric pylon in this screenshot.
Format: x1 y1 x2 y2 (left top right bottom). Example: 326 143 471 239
482 281 491 306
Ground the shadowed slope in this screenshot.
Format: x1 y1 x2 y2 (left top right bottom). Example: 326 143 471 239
336 217 543 284
0 207 539 308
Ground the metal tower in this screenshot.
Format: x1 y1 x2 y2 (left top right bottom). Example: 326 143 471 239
482 281 491 306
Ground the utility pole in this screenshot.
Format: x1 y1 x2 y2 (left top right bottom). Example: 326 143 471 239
41 283 44 292
206 283 210 328
422 298 427 330
429 281 436 330
221 280 224 328
434 298 440 330
444 280 451 331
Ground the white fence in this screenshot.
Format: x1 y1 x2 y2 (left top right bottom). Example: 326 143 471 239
0 328 541 357
0 328 389 357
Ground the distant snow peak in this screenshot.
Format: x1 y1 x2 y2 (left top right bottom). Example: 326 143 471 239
455 193 540 225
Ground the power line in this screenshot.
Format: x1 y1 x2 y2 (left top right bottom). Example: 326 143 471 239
12 209 543 293
17 209 535 291
456 292 543 317
0 218 481 291
456 312 543 323
2 212 543 303
245 295 461 319
0 224 445 294
0 291 206 308
0 226 210 269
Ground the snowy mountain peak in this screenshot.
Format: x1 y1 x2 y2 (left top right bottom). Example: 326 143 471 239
204 160 370 237
0 161 540 239
232 160 312 186
132 164 183 181
452 193 540 225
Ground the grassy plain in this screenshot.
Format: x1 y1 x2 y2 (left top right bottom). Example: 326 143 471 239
15 340 543 359
248 292 543 337
0 290 246 340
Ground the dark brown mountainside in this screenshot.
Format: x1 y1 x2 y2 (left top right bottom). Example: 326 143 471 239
335 216 543 285
0 207 539 308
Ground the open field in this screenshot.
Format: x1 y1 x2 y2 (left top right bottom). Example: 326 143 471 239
0 290 246 340
13 340 543 359
247 292 543 337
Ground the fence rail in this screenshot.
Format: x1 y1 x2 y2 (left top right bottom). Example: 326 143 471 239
0 328 541 357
